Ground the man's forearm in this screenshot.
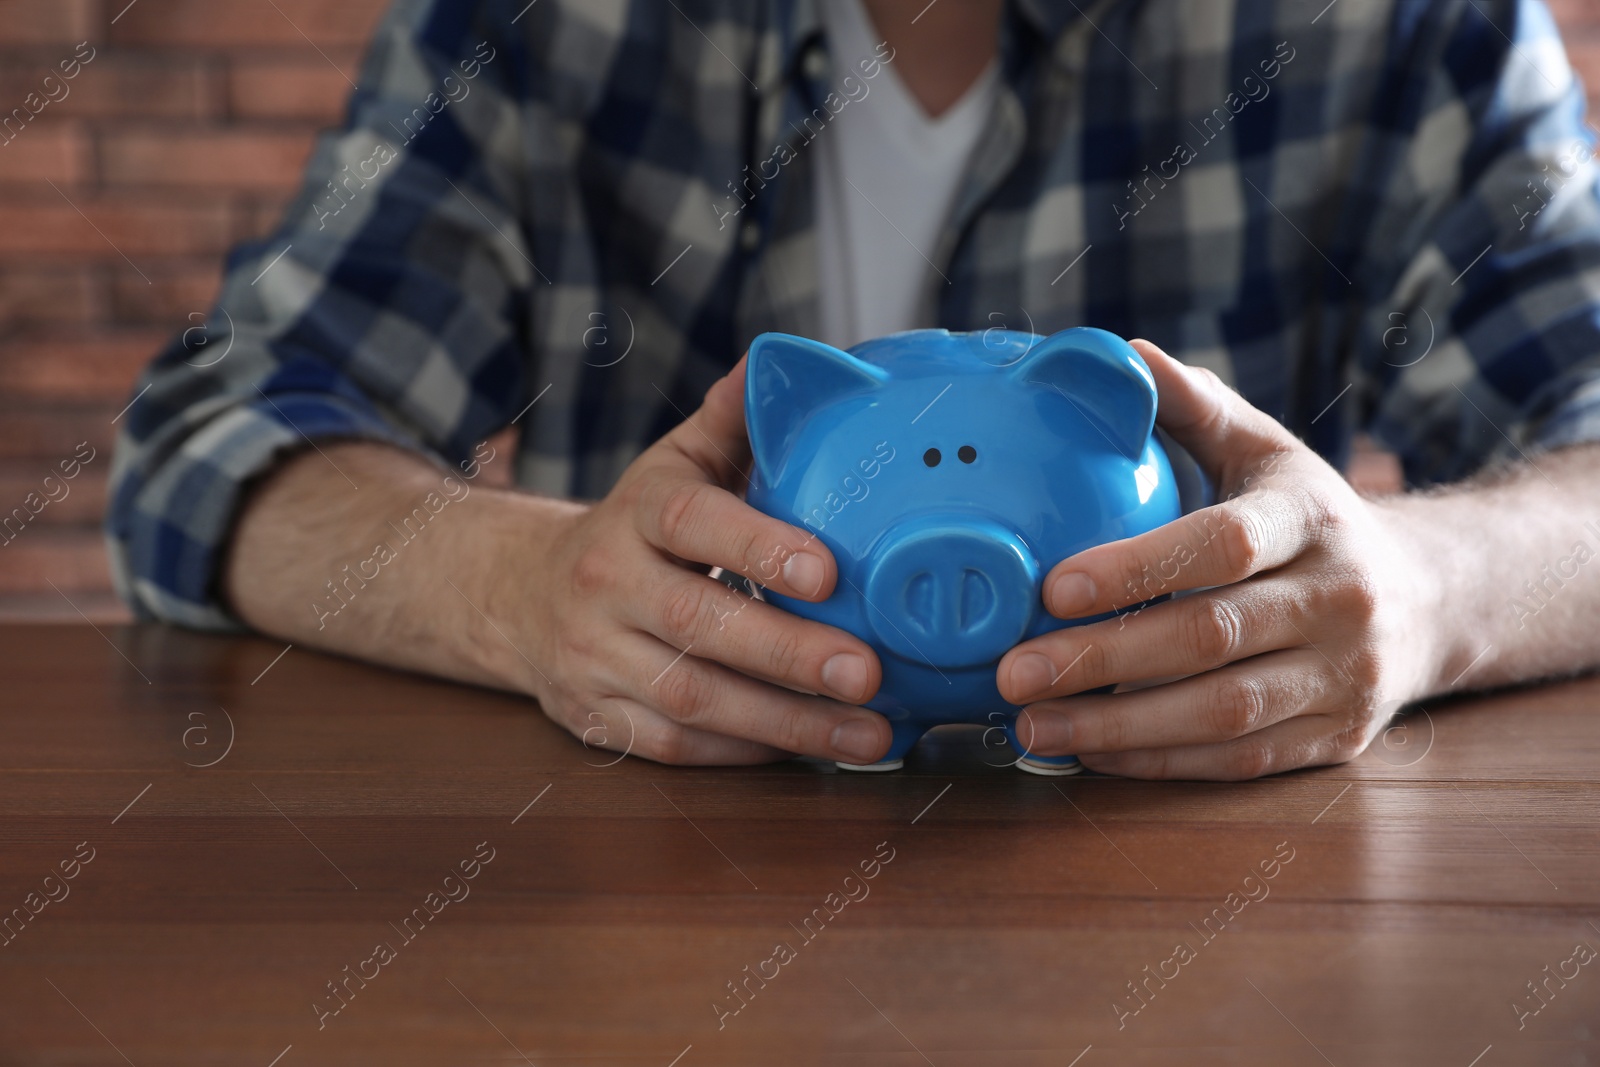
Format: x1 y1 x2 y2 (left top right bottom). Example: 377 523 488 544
223 442 581 693
1381 444 1600 696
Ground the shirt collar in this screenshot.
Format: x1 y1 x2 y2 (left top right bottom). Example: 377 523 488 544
775 0 1085 79
1010 0 1087 42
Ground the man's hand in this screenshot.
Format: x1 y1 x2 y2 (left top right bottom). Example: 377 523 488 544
227 360 890 768
996 340 1440 780
504 359 891 765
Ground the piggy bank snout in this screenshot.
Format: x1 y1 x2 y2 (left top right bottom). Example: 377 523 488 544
863 520 1040 669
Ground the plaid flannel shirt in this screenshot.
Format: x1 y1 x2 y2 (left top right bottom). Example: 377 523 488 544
108 0 1600 628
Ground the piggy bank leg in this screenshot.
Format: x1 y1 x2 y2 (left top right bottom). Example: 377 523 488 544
835 720 924 772
1002 718 1082 777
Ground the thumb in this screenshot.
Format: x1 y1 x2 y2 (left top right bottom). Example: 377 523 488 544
660 355 754 485
1131 339 1299 487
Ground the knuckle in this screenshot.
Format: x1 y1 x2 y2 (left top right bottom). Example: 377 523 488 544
1184 598 1247 667
763 624 806 682
1299 485 1347 542
767 703 821 754
1219 508 1266 579
1207 673 1270 738
1111 562 1157 608
615 474 648 512
1340 571 1384 628
654 660 710 722
1330 722 1370 764
658 581 708 646
1330 742 1363 766
1346 652 1385 699
1137 747 1174 780
1192 372 1233 434
646 723 692 765
541 695 583 736
552 629 590 675
1178 367 1229 428
556 624 586 657
1095 707 1130 751
657 483 710 553
1063 640 1109 690
1334 639 1386 701
1225 737 1275 780
571 543 612 597
728 522 767 580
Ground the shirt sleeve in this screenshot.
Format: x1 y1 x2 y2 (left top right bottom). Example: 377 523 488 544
1355 0 1600 486
106 0 542 629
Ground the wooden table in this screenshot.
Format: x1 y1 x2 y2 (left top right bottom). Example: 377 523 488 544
2 624 1597 1065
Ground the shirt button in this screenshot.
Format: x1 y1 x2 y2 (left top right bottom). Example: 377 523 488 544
740 221 761 251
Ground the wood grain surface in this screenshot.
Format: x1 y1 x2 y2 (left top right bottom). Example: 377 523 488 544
1 623 1597 1066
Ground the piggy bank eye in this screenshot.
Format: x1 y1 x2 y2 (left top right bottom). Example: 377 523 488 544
923 448 942 467
958 445 977 464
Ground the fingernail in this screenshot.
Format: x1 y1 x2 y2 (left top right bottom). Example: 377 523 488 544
1008 652 1056 701
830 718 886 763
1049 572 1096 617
1016 707 1070 752
783 551 826 598
821 652 869 702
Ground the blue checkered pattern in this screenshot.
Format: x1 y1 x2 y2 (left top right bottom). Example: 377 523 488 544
107 0 1600 628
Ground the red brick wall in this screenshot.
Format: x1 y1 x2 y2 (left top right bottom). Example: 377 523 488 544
0 0 389 620
0 0 1597 621
1554 0 1600 106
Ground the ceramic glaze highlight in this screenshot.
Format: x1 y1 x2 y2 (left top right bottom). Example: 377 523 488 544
744 327 1184 773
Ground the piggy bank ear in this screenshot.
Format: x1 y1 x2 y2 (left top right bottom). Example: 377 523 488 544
1012 328 1157 460
745 332 887 483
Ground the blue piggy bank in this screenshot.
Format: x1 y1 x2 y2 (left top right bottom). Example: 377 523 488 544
744 327 1186 774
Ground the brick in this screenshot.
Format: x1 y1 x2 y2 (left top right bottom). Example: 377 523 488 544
0 266 103 328
0 527 115 596
110 264 222 326
1568 39 1600 99
0 0 96 46
230 55 361 123
1546 1 1599 116
111 0 390 50
0 404 118 460
0 192 234 257
0 463 109 525
100 128 316 191
0 57 221 121
239 196 297 242
1548 0 1600 33
0 123 91 184
0 332 168 403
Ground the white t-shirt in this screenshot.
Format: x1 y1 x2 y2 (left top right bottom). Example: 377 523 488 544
814 0 1000 350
